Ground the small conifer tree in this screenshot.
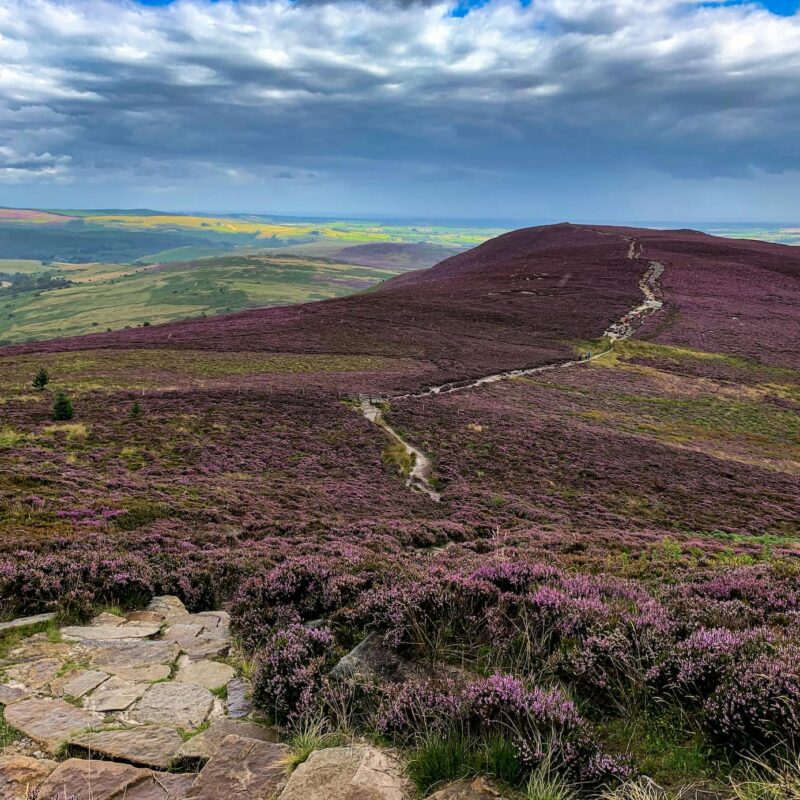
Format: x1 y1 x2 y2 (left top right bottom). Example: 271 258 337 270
52 392 74 421
130 401 142 419
32 368 49 391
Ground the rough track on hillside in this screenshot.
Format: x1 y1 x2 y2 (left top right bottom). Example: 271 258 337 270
359 231 665 501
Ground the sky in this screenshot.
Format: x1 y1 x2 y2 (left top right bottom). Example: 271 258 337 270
0 0 799 222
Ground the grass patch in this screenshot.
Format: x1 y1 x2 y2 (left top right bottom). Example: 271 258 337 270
114 502 172 531
407 730 473 795
285 719 347 771
0 706 24 749
0 618 61 660
382 439 414 478
42 422 88 439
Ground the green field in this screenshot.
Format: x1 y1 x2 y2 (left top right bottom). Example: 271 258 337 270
0 255 398 344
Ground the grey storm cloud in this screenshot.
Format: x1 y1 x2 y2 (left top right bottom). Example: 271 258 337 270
0 0 799 217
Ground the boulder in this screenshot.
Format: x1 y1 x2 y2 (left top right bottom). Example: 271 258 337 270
36 758 150 800
70 725 183 769
278 744 409 800
146 596 188 622
185 734 289 799
91 612 127 627
3 697 99 752
131 682 214 729
0 754 57 799
330 635 404 682
176 718 279 761
175 659 235 692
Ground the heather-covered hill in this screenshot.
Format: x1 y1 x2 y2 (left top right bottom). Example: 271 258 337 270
1 223 798 798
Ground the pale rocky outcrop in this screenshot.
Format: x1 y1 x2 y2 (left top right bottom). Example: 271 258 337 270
278 745 410 800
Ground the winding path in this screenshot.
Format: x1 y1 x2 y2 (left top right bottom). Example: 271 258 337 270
359 235 665 501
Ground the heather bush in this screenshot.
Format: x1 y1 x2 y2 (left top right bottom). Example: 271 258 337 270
705 645 800 754
251 624 336 724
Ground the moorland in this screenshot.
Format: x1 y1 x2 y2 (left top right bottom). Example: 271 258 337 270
0 223 798 799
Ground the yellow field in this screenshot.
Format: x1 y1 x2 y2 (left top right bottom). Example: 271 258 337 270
85 214 315 239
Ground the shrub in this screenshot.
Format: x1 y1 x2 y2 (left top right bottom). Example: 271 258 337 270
130 401 142 419
705 645 800 753
52 391 74 421
32 367 49 391
251 624 336 724
407 730 473 794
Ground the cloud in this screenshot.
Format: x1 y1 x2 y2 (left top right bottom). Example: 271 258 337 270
0 0 798 217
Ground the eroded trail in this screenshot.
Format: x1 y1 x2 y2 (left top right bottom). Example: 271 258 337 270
359 238 665 501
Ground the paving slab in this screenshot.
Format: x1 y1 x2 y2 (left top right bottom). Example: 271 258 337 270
0 754 58 799
128 610 166 624
176 718 279 760
91 612 127 627
0 684 30 706
173 637 230 660
164 624 203 641
184 734 289 799
62 623 162 642
70 725 183 769
5 657 63 690
3 698 100 752
131 682 214 729
121 771 197 799
175 659 235 691
0 613 56 633
51 669 109 699
278 744 410 800
90 641 179 682
84 675 147 712
36 758 150 800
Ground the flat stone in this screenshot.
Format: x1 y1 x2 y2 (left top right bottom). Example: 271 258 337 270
132 683 214 729
278 744 409 800
0 754 58 799
225 677 253 719
0 613 56 633
174 638 230 660
123 772 196 799
62 623 161 642
147 596 188 622
5 657 62 690
52 669 109 699
428 777 508 799
175 659 235 692
70 725 183 769
128 610 166 624
37 758 150 800
0 684 30 706
176 718 279 760
3 698 99 752
6 638 73 663
169 613 225 630
185 735 289 799
164 624 203 641
90 641 179 682
91 612 127 627
84 675 147 712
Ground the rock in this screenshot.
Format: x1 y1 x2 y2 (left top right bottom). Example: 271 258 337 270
185 734 289 799
70 725 183 769
173 637 230 660
62 623 162 642
147 596 188 621
128 611 166 624
91 612 127 627
0 613 56 633
330 635 403 682
3 697 99 752
225 677 253 719
169 613 226 629
132 682 214 729
176 718 279 761
122 772 196 799
278 744 409 800
90 641 179 683
36 758 150 800
0 684 30 706
84 675 148 712
164 624 203 641
0 754 57 799
175 659 235 692
51 669 109 699
427 777 507 799
5 657 62 690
